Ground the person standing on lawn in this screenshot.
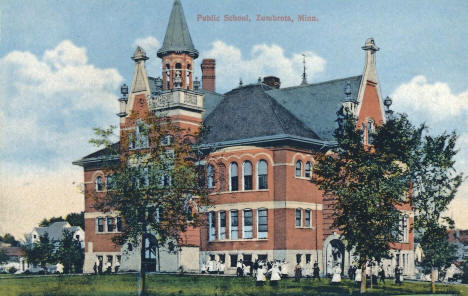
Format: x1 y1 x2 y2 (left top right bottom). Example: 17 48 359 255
379 264 385 283
304 260 312 278
93 261 98 275
236 259 244 277
114 260 120 273
256 264 267 286
219 260 225 275
331 264 342 285
269 263 282 287
312 262 320 281
281 260 288 279
394 265 401 285
355 267 362 286
294 262 302 282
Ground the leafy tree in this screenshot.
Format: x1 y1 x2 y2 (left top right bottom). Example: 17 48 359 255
54 229 84 273
411 132 463 293
90 113 210 296
23 233 55 271
0 249 9 264
0 233 20 247
39 216 65 227
312 113 420 293
66 212 85 229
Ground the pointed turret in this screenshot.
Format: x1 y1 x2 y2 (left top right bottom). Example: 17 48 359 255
157 0 199 59
158 0 198 91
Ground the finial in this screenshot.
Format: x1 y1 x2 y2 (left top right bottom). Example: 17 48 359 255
344 81 354 102
239 78 243 87
258 77 262 83
384 96 394 119
301 53 307 85
132 46 149 62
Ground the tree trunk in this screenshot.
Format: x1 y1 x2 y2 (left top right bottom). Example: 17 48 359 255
138 237 147 296
431 267 436 294
360 264 367 294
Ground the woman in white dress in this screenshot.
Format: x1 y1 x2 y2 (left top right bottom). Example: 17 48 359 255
331 264 342 284
256 265 267 286
269 264 282 287
355 267 362 284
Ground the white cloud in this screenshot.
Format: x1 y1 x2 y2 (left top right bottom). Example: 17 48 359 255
132 36 162 77
391 75 468 122
203 41 326 91
391 76 468 230
0 40 123 238
132 36 161 54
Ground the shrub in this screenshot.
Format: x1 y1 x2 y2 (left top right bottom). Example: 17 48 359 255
8 266 17 274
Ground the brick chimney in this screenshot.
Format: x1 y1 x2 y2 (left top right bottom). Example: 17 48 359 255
201 59 216 92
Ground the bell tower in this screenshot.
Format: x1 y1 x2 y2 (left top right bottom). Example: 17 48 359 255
157 0 199 91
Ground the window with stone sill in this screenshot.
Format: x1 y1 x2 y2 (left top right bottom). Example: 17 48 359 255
257 160 268 189
95 176 103 192
295 160 303 177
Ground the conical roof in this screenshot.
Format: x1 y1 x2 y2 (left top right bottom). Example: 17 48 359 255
157 0 199 58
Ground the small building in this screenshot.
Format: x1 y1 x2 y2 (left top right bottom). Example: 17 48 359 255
0 242 26 273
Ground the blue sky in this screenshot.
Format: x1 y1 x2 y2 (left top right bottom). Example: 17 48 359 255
1 0 468 237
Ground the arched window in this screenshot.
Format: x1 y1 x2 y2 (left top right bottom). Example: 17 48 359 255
243 161 252 190
218 163 226 191
95 176 103 192
230 162 238 191
257 160 268 189
295 160 302 177
361 122 366 144
305 162 312 178
106 175 113 190
207 165 214 189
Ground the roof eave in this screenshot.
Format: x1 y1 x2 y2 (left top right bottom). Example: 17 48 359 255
200 134 336 151
72 155 120 167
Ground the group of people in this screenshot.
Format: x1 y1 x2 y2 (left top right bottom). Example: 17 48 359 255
92 257 120 275
345 263 404 286
200 259 226 274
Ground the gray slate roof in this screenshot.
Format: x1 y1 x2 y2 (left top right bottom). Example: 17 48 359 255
199 89 225 119
33 222 81 241
157 0 199 58
266 75 362 141
201 83 320 144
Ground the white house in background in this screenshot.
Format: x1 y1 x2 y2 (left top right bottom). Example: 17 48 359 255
26 221 85 273
28 222 84 248
0 242 26 273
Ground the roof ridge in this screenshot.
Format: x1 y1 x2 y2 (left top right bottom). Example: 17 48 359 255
276 75 362 91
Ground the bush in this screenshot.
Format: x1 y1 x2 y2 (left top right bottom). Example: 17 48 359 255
8 267 17 274
462 262 468 284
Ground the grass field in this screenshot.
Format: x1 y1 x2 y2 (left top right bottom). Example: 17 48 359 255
0 273 467 296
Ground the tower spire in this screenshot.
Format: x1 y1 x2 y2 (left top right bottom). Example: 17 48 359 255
301 53 307 85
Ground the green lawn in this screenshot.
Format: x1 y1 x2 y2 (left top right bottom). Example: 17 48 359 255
0 274 466 296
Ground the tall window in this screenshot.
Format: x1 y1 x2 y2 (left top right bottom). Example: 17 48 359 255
116 217 122 232
257 160 268 189
107 217 115 232
243 161 252 190
219 164 226 191
230 162 238 191
97 217 104 232
258 209 268 239
305 162 311 178
399 215 409 243
209 212 215 241
368 121 374 145
295 160 302 177
135 124 149 149
95 176 103 192
305 209 311 227
230 210 238 239
106 175 113 190
207 165 214 189
219 211 226 240
243 209 253 239
295 209 302 227
361 122 366 144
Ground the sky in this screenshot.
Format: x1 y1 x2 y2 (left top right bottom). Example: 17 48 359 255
0 0 467 239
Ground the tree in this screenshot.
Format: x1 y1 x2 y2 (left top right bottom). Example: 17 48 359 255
411 131 463 293
0 249 9 265
90 113 210 296
23 233 55 271
0 233 20 247
54 229 84 273
66 212 85 230
311 113 420 293
39 216 65 227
